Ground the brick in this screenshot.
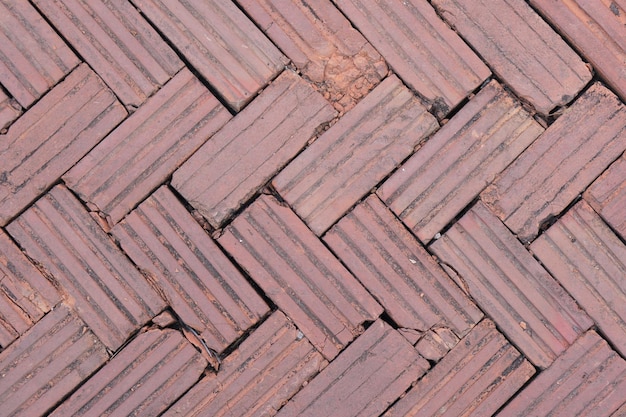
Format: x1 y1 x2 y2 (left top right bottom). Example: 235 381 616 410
111 186 269 353
64 69 232 227
33 0 183 107
0 304 108 417
432 0 591 115
482 83 626 243
385 319 535 417
531 200 626 358
50 328 206 416
278 319 429 417
334 0 490 117
172 70 336 229
132 0 287 111
164 310 325 417
0 64 127 227
6 185 166 350
585 153 626 240
614 403 626 417
218 195 382 360
274 75 438 235
378 80 543 242
0 0 79 108
498 331 626 417
0 89 21 131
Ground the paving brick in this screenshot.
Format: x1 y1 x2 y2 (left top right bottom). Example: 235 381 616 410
482 83 626 243
218 194 382 360
172 70 336 229
614 403 626 417
384 319 535 417
0 0 79 108
531 200 626 358
33 0 183 107
0 89 21 131
132 0 288 111
585 153 626 240
0 304 108 417
64 68 232 227
334 0 489 117
278 319 429 417
50 328 206 417
498 331 626 417
273 75 438 235
432 0 591 115
164 310 325 417
378 80 543 243
0 64 127 227
6 185 166 350
111 186 269 353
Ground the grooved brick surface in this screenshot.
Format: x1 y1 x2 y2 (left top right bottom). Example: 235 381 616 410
0 89 21 130
585 153 626 240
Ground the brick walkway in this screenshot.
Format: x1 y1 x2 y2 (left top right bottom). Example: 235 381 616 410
1 1 625 416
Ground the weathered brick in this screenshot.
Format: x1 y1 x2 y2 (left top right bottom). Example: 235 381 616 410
0 89 20 130
585 153 626 241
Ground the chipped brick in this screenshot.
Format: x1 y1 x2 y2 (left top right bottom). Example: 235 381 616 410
585 153 626 241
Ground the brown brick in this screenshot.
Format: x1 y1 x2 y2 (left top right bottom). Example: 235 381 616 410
498 331 626 417
278 319 430 417
172 70 336 229
378 80 543 242
334 0 490 116
585 154 626 240
132 0 287 111
531 200 626 358
218 194 382 360
164 310 325 417
6 185 166 350
432 0 591 114
0 64 127 227
64 69 232 227
0 89 21 130
273 75 438 235
111 186 269 353
482 83 626 243
385 319 535 417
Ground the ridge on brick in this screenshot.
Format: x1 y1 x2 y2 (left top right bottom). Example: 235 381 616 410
585 153 626 241
334 0 490 116
111 186 269 353
132 0 288 111
64 68 232 227
6 185 167 350
164 310 325 417
378 80 543 243
32 0 183 107
0 0 79 108
172 70 336 229
0 89 21 130
0 304 108 417
273 75 438 236
482 83 626 243
50 328 207 417
218 194 383 360
384 319 535 417
0 64 127 227
277 319 429 417
531 200 626 358
432 0 591 115
431 201 593 369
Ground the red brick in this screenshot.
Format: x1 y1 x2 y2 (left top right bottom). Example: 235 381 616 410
0 304 108 417
0 89 21 131
278 319 429 417
334 0 490 116
585 153 626 240
498 331 626 417
111 186 269 353
33 0 183 107
164 310 325 417
614 403 626 417
378 80 543 242
132 0 288 111
218 194 382 360
64 68 232 227
0 64 127 227
482 83 626 243
273 75 438 235
172 70 336 229
6 185 166 350
432 0 591 115
531 200 626 358
385 319 535 417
